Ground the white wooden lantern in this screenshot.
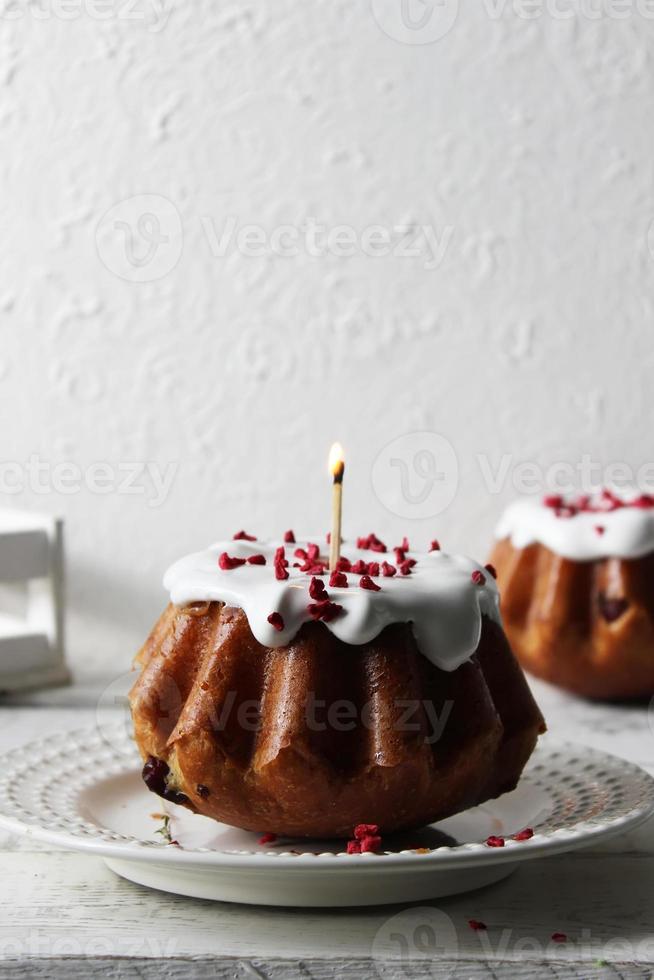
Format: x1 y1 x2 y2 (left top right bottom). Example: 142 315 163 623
0 510 69 692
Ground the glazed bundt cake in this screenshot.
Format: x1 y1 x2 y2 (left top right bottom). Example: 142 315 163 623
490 491 654 700
130 534 545 838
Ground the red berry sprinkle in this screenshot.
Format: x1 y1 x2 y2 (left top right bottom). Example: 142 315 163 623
349 824 383 854
267 612 284 632
233 530 257 541
471 570 486 586
283 530 296 543
306 543 320 562
307 599 343 622
309 576 327 600
367 561 380 577
351 559 367 574
513 827 534 841
357 534 387 553
354 823 380 839
306 560 322 572
247 554 267 565
398 537 410 552
551 933 567 943
329 570 348 588
360 575 381 592
468 920 487 931
381 561 397 577
258 832 277 845
541 489 654 518
595 525 605 535
485 835 505 848
274 548 289 575
300 561 326 575
336 556 352 572
429 540 441 552
394 547 406 564
599 489 624 511
484 563 497 579
399 560 413 576
294 548 307 560
543 494 564 509
219 552 246 570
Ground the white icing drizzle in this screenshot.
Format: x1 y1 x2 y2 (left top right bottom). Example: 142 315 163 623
163 539 501 673
496 497 654 560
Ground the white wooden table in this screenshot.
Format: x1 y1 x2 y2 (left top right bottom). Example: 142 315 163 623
1 678 654 979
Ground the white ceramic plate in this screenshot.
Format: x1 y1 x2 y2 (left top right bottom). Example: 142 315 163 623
0 724 653 906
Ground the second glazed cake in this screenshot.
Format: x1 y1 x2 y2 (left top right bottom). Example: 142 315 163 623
490 491 654 700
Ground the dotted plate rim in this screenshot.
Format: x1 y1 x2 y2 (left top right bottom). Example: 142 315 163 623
0 724 652 869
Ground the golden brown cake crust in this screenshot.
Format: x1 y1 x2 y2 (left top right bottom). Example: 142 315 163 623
130 603 545 837
490 538 654 700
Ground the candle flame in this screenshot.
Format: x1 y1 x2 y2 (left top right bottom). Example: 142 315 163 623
329 442 345 481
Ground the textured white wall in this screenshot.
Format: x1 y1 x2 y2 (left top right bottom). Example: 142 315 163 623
1 0 653 675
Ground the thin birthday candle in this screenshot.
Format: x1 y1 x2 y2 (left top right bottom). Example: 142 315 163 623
328 443 344 571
